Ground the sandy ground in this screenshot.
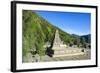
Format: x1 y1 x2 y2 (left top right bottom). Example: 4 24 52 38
40 49 91 62
23 48 91 62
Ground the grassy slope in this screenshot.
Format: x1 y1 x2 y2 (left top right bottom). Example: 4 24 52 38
22 10 56 58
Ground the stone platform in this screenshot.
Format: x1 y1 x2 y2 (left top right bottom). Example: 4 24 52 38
51 30 85 57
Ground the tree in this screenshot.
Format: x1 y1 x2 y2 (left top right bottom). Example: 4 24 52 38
81 37 86 48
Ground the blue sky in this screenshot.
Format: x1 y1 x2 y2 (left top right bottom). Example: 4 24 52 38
35 11 91 36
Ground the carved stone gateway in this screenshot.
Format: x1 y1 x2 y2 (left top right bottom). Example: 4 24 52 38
52 30 84 57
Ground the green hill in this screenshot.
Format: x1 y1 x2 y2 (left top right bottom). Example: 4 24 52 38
22 10 56 58
22 10 90 61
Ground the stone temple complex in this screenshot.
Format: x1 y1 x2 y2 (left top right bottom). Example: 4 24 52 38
52 30 84 57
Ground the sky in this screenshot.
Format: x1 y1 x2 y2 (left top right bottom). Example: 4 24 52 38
36 11 91 36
